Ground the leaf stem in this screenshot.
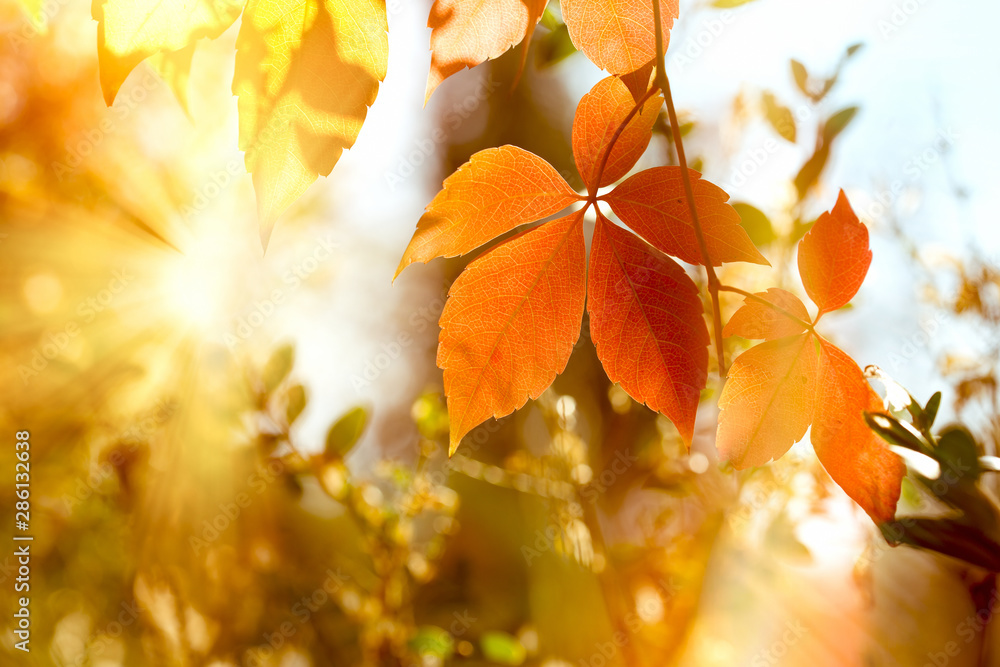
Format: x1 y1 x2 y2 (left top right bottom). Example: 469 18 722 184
652 0 727 378
717 284 817 334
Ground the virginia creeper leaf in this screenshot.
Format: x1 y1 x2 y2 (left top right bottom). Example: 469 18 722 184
813 341 904 523
717 333 819 468
605 167 768 266
587 211 708 444
425 0 547 103
797 190 871 317
147 45 196 115
94 0 241 105
234 0 388 248
561 0 679 75
723 288 810 340
439 212 586 454
619 59 655 103
395 146 579 278
572 76 662 192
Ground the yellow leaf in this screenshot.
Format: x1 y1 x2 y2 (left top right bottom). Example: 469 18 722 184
147 45 196 116
94 0 242 105
233 0 388 249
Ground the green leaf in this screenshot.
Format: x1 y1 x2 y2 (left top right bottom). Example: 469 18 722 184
823 106 859 143
536 24 577 68
285 384 307 425
732 202 776 247
793 144 829 200
325 406 369 459
480 631 526 666
935 426 982 484
881 518 1000 571
263 344 295 393
409 626 455 659
864 411 933 456
761 91 796 143
412 392 450 439
923 391 942 429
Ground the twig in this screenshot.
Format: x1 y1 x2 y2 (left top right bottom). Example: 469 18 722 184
652 0 727 378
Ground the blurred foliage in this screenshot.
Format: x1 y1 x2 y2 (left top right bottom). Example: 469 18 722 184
866 375 1000 572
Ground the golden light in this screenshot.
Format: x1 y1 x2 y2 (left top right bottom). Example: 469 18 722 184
159 223 241 333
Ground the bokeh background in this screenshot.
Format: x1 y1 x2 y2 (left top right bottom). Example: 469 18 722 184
1 0 999 665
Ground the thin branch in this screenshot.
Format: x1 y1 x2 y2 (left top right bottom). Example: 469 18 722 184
718 284 817 334
652 0 727 378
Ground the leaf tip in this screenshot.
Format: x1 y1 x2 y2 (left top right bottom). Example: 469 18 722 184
424 73 442 108
750 250 772 267
259 220 274 254
393 254 414 282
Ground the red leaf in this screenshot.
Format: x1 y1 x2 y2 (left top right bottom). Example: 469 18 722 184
587 211 709 444
605 167 768 266
723 288 810 340
717 333 820 468
797 190 872 317
562 0 679 75
395 146 579 279
813 341 904 523
572 76 662 193
425 0 547 103
438 212 587 454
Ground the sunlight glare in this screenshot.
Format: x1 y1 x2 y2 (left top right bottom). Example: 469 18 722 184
161 223 239 332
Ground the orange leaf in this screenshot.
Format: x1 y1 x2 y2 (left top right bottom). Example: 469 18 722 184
562 0 678 75
797 190 872 317
587 211 708 444
438 212 586 454
812 341 904 523
395 146 579 279
605 167 768 266
573 76 662 193
723 288 810 340
717 333 819 468
424 0 547 103
619 59 655 103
